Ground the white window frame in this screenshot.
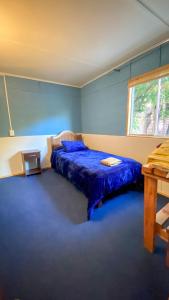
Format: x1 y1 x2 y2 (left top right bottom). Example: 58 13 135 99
127 64 169 138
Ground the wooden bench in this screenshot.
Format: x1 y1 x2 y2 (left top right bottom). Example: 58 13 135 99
167 228 169 267
156 203 169 267
142 164 169 267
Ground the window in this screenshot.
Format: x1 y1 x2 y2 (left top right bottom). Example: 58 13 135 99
128 65 169 137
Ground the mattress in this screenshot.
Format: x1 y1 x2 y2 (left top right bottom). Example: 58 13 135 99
51 148 142 219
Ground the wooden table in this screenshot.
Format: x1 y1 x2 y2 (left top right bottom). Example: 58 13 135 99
21 150 41 176
142 165 169 253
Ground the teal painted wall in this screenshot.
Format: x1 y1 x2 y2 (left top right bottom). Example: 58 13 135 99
1 43 169 137
81 42 169 135
0 77 81 136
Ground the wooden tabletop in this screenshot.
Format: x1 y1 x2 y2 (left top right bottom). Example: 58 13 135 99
142 164 169 183
21 150 40 154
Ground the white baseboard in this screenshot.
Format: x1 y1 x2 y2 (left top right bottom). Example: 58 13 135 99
0 166 51 179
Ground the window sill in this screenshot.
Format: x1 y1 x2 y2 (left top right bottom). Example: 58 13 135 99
127 134 169 139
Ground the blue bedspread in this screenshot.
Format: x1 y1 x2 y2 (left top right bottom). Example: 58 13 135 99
51 149 142 219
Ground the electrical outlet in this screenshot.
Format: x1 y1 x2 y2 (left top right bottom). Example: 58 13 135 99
9 129 15 137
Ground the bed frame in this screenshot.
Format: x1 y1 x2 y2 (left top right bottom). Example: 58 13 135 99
51 130 82 150
51 130 97 220
51 130 142 220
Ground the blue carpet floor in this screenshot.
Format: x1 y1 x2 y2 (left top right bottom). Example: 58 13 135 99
0 169 168 300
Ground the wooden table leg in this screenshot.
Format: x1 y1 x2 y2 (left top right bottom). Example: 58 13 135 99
166 228 169 267
144 176 157 253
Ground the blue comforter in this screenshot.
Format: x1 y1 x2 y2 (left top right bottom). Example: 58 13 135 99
51 148 142 219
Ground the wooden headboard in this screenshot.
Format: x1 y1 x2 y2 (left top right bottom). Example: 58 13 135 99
51 130 82 150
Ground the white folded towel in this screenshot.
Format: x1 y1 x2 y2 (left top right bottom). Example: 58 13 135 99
101 157 121 167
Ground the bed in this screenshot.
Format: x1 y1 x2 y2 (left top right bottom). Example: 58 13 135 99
51 131 142 220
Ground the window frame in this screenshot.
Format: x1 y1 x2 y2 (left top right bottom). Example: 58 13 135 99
127 64 169 138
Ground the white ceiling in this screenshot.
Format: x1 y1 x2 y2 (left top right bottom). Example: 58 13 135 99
0 0 169 87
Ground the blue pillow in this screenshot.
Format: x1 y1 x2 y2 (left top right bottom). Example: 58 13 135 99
62 140 88 152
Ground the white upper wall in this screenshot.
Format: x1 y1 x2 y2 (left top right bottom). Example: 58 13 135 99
0 0 169 87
